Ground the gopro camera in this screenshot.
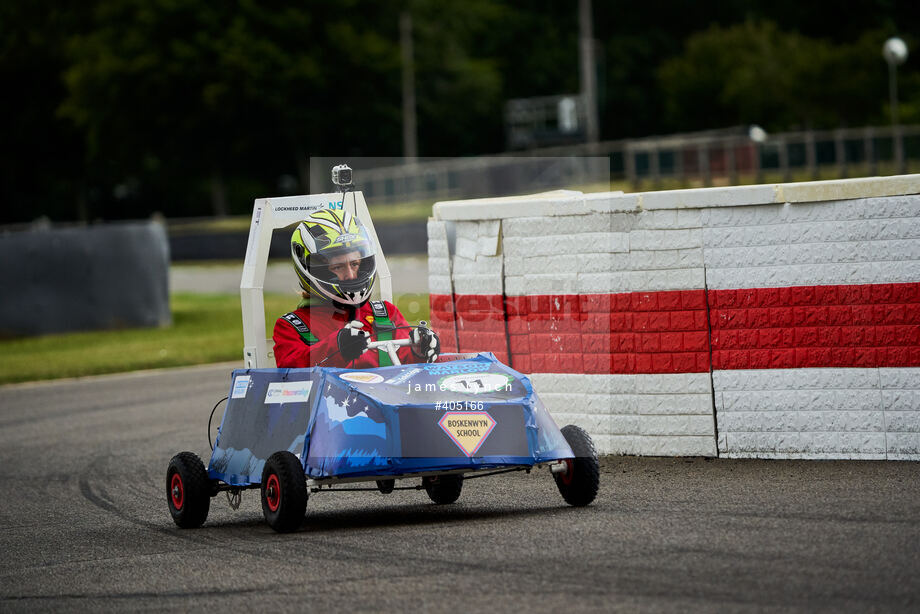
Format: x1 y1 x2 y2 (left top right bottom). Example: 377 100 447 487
331 164 353 190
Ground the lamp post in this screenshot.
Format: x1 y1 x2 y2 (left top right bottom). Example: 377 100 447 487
883 37 908 174
400 11 418 164
578 0 599 144
748 124 767 183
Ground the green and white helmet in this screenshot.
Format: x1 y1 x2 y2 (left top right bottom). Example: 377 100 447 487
290 209 377 305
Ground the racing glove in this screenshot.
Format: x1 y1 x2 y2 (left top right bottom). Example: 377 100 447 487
411 326 440 363
337 320 370 362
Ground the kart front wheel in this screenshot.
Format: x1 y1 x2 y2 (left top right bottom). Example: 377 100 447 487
423 475 463 504
554 425 600 507
166 452 211 528
261 451 308 533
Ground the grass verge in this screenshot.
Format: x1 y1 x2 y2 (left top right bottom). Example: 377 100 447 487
0 293 430 385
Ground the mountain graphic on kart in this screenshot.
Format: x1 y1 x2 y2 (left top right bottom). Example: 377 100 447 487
165 173 599 533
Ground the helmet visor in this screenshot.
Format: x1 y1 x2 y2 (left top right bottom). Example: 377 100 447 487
307 247 375 286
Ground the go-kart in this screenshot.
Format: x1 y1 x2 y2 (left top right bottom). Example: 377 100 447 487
167 341 600 532
165 170 599 533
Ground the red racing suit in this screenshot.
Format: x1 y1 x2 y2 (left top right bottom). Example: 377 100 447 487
273 299 417 368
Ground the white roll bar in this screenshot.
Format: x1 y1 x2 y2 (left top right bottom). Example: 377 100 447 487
240 190 393 368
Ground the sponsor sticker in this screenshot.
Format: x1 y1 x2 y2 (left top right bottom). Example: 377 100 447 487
334 233 359 243
264 381 313 404
273 203 326 213
243 206 264 268
384 367 422 386
370 301 388 318
339 372 385 384
422 361 491 375
231 375 251 399
438 372 514 395
438 411 496 456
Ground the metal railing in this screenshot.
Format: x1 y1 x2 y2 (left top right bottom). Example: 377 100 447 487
616 124 920 187
311 124 920 205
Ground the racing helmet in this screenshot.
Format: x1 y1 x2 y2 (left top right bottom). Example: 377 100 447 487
290 209 377 305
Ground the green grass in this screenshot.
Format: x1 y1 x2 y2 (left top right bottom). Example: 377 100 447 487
0 292 430 386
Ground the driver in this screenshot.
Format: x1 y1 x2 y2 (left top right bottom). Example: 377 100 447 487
273 208 440 368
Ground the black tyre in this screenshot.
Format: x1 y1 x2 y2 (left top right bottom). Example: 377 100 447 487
166 452 211 528
423 474 463 504
261 451 308 533
554 425 600 507
376 479 395 494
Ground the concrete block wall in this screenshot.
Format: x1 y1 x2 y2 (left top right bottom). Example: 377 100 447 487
529 373 715 456
428 176 920 459
704 194 920 458
428 192 719 457
504 202 716 456
714 368 920 459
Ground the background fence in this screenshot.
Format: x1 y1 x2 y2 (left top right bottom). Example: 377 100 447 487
311 124 920 205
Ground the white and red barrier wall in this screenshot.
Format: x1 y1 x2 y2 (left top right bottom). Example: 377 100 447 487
427 177 920 460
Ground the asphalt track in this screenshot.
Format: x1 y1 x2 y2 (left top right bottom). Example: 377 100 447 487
1 363 918 612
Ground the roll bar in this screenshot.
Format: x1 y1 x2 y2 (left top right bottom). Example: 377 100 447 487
239 189 393 368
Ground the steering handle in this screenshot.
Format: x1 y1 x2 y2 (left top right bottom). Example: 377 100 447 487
363 337 410 365
366 338 412 349
344 320 431 366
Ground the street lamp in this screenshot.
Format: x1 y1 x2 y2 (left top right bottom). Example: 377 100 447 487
748 125 768 183
883 37 908 173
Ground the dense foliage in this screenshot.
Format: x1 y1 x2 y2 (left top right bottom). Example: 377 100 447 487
1 0 916 223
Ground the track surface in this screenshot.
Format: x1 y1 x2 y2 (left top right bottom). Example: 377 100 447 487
1 364 918 612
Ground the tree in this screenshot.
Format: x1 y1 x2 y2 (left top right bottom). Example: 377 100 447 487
61 1 312 217
656 21 899 132
0 2 89 223
3 0 917 224
59 0 408 218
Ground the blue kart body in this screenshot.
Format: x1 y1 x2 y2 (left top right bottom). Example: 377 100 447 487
208 353 574 486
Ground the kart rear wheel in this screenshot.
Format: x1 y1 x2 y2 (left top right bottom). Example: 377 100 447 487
261 451 308 533
423 474 463 504
555 425 600 507
166 452 211 528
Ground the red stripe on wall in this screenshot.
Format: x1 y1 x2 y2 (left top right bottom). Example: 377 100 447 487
431 290 710 374
507 291 711 374
430 282 920 374
709 283 920 369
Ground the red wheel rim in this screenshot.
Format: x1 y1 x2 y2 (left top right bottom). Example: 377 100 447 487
265 474 281 512
170 473 184 509
559 459 575 485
